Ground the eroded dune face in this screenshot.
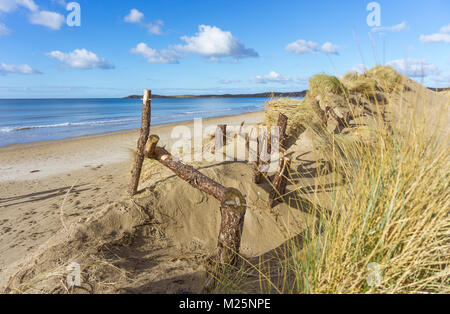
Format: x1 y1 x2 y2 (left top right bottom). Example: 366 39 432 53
144 162 307 256
3 201 149 293
3 160 310 294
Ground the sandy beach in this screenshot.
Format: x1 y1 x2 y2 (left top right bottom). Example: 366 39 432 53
1 68 447 294
2 0 449 298
0 111 264 286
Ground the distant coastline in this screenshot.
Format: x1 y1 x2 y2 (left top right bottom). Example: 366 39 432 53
124 91 308 99
123 87 448 99
427 87 450 92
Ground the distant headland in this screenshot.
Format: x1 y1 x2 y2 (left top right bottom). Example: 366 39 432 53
124 91 308 99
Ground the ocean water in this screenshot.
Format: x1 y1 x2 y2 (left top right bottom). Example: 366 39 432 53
0 97 271 147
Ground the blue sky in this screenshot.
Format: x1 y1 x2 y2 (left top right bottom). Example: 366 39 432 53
0 0 449 98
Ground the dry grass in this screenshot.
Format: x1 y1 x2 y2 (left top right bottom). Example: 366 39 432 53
341 71 377 93
218 66 450 294
363 65 405 93
265 98 316 138
292 105 449 294
309 74 348 97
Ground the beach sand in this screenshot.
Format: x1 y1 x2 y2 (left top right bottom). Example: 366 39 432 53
0 111 265 286
2 69 448 294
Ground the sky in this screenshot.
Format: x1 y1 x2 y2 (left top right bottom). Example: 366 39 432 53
0 0 449 98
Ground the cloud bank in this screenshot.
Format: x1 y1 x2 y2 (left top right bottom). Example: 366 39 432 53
0 62 41 75
29 10 65 30
124 8 164 35
420 24 450 43
130 43 180 64
124 9 144 23
131 25 258 64
0 0 38 13
251 71 292 84
175 25 259 61
0 0 65 30
286 39 340 55
46 49 115 70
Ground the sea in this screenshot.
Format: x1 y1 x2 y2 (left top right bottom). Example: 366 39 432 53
0 97 273 147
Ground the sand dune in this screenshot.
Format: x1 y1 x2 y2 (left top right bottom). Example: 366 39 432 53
0 111 264 291
1 67 448 294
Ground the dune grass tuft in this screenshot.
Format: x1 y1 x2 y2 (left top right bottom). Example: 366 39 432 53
265 98 317 138
363 65 404 93
341 72 378 94
309 74 348 97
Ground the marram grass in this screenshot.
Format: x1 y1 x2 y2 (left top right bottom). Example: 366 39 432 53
216 67 449 294
295 107 449 294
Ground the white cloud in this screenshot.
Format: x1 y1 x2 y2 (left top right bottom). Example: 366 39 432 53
251 71 292 84
130 43 180 64
124 8 144 23
124 9 163 35
0 0 38 13
0 62 41 75
46 49 115 69
372 21 408 33
420 24 450 43
147 20 163 35
387 59 440 78
174 25 258 61
131 25 258 64
286 39 340 55
29 10 65 30
0 22 10 35
321 42 340 55
285 39 319 55
420 33 450 43
1 0 66 30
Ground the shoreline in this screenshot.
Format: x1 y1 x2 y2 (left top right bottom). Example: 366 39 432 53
0 110 265 152
0 110 264 281
0 110 265 182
